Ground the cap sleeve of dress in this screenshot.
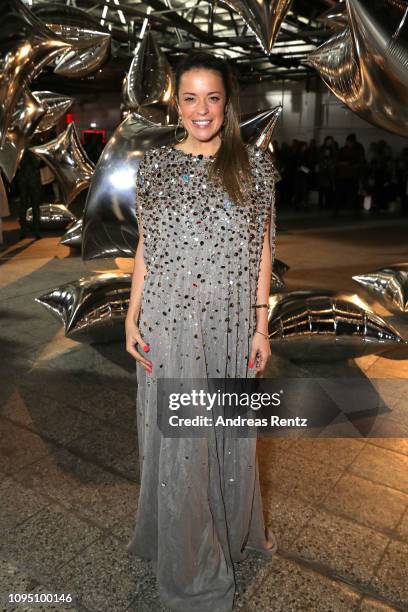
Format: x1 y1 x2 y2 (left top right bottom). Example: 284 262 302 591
254 147 278 266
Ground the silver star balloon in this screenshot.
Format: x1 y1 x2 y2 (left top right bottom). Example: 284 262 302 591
123 29 174 111
30 122 95 206
271 258 288 293
32 91 74 133
268 290 406 361
32 4 111 78
353 264 408 315
306 0 408 136
60 217 83 249
33 3 111 73
50 26 111 79
317 2 348 30
0 0 70 147
82 106 282 261
0 87 46 183
215 0 293 55
241 105 282 155
274 258 290 279
26 203 77 230
271 272 287 294
35 271 132 343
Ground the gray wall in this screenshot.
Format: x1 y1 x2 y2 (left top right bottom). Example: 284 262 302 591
241 79 408 154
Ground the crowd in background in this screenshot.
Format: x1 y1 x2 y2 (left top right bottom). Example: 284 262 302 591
274 134 408 217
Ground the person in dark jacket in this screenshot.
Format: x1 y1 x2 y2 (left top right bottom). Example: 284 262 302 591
15 149 42 239
317 137 338 210
334 133 366 218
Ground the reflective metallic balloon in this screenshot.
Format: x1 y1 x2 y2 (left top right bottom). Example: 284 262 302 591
271 272 287 293
241 106 282 155
32 91 74 133
217 0 293 55
317 2 348 30
123 30 173 110
0 0 70 147
268 290 406 361
32 2 111 78
32 2 109 30
60 217 83 249
34 271 132 343
82 106 282 261
353 264 408 315
26 203 77 229
50 26 111 78
306 0 408 136
274 258 290 279
30 123 94 205
0 88 46 183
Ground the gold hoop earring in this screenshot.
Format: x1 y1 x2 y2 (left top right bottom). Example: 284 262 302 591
174 115 187 143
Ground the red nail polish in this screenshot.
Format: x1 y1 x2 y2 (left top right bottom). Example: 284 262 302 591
249 360 254 368
143 344 149 352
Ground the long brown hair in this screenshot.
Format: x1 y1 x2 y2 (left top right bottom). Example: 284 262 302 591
172 51 253 207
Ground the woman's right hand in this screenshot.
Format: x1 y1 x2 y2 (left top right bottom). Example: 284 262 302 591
125 317 152 373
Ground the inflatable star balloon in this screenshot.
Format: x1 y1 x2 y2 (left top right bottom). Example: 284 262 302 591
0 0 70 146
216 0 293 55
82 106 282 261
60 217 83 249
123 30 174 110
271 273 287 294
317 2 347 30
32 4 111 78
30 123 94 205
26 203 77 230
306 0 408 136
353 264 408 315
54 37 110 79
241 106 282 154
35 271 132 343
0 88 46 183
268 290 406 361
274 258 290 279
32 91 75 133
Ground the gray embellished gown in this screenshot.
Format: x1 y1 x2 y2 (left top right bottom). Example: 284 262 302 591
127 143 277 612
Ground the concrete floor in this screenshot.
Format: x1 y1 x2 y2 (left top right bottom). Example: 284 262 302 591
1 213 408 612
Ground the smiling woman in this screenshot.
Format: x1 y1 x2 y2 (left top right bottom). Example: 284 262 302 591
174 70 225 155
171 51 255 208
125 50 278 612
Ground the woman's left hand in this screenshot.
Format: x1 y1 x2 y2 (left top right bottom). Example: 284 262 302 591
248 332 271 374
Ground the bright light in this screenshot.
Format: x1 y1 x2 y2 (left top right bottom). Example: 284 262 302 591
134 6 152 55
101 1 109 26
113 0 127 25
109 169 136 190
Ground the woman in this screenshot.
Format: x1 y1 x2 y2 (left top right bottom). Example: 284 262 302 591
125 50 278 612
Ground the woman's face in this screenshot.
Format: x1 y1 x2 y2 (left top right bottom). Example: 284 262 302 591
176 68 227 143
